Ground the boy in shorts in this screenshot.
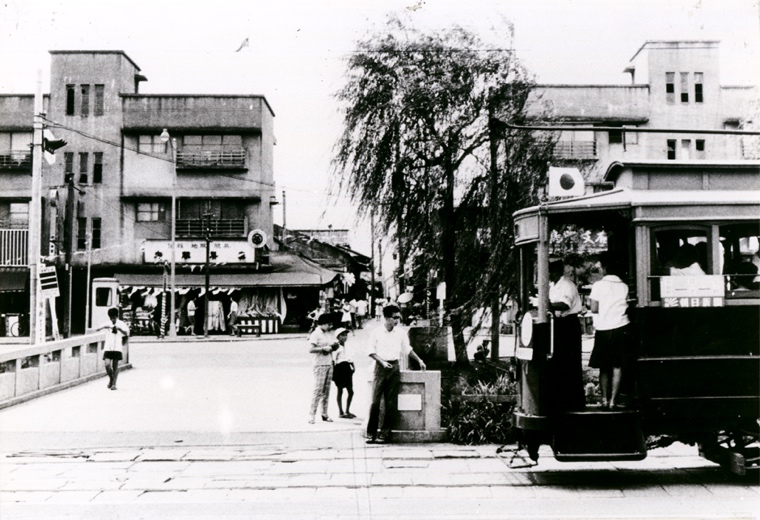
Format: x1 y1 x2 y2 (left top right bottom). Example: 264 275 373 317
332 327 355 418
96 307 130 390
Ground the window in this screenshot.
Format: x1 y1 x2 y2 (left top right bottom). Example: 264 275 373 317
681 140 691 160
64 152 74 183
94 85 104 116
66 85 75 116
91 218 101 249
696 139 705 159
608 126 638 146
78 152 89 184
95 287 112 307
181 134 243 151
665 72 675 104
680 73 689 103
9 203 29 228
137 202 166 222
77 217 87 250
667 140 676 160
80 84 90 117
694 73 703 103
93 152 103 183
138 135 166 153
720 223 760 295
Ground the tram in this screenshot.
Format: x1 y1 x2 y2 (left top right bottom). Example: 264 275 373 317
510 160 760 475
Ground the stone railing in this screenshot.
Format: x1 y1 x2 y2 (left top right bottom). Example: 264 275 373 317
0 333 131 409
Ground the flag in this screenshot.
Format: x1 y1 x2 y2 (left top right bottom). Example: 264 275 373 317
43 129 67 165
548 166 585 197
235 37 249 52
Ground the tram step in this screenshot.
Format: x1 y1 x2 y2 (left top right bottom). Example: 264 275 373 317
552 408 647 462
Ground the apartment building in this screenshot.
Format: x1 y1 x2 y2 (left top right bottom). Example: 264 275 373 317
0 50 340 336
527 40 759 186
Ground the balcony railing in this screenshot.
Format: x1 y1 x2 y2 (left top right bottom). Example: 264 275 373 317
552 141 598 160
176 218 246 237
0 229 28 266
741 137 760 160
0 151 32 171
176 149 246 170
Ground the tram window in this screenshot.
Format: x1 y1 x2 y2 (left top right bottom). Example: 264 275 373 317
651 230 709 276
719 224 760 295
95 287 113 307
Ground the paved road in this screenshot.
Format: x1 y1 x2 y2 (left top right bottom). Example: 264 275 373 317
1 322 758 519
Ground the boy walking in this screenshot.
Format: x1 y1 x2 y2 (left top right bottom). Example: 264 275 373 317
96 307 129 390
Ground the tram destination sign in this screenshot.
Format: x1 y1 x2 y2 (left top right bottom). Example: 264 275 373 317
660 275 724 308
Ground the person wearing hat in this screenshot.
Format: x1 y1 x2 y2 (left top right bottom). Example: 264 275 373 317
308 313 339 424
332 327 355 419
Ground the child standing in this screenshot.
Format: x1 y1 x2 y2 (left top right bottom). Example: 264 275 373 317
332 327 355 419
96 307 129 390
308 314 338 424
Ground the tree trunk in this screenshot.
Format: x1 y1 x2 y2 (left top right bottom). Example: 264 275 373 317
442 142 469 365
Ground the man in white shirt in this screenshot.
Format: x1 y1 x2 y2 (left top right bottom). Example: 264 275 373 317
366 304 426 444
548 259 585 411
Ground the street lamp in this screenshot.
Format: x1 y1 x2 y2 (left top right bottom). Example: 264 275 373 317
160 129 177 337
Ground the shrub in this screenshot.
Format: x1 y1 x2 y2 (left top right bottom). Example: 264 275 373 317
446 398 516 445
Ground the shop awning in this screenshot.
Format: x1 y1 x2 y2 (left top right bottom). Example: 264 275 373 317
0 268 28 293
114 252 341 288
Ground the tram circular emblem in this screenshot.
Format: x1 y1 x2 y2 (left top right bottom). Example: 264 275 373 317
248 229 267 248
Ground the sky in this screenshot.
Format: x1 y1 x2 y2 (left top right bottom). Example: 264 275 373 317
1 0 759 262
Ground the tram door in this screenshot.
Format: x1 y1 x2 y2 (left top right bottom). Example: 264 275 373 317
90 278 119 331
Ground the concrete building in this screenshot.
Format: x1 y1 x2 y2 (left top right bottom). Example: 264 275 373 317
0 50 341 337
527 40 759 187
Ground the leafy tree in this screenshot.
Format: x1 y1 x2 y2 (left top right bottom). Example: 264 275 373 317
332 15 553 363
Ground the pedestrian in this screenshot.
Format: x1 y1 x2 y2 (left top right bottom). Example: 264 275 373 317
228 297 239 336
355 298 368 329
332 327 356 418
366 304 426 444
95 307 129 391
340 299 353 334
549 259 585 411
308 313 338 424
306 306 321 333
588 253 631 410
185 298 196 335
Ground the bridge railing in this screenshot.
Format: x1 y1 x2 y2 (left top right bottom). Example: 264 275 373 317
0 333 131 409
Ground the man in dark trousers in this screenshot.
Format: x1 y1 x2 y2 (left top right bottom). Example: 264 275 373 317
366 304 426 444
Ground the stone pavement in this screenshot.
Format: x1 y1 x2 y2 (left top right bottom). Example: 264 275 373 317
3 431 758 520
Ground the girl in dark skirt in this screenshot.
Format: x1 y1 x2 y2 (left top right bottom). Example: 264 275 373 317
332 328 355 418
588 253 631 410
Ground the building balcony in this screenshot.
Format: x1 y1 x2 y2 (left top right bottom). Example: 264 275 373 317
176 218 246 238
0 228 28 266
176 149 246 171
0 151 32 172
553 141 598 160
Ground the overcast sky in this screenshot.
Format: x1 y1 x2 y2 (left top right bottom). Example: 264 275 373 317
1 0 758 258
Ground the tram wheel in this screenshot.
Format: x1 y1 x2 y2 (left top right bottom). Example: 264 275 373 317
699 429 760 476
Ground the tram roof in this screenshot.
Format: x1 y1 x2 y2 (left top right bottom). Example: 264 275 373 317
514 187 760 218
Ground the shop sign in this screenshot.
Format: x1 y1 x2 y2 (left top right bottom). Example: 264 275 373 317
143 240 254 264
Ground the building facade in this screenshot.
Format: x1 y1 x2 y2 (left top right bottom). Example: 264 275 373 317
527 40 758 186
0 50 339 337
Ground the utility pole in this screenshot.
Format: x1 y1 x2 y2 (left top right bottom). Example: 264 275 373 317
63 166 76 338
488 109 502 361
28 70 43 344
84 234 92 330
282 189 286 231
370 208 376 317
203 212 212 338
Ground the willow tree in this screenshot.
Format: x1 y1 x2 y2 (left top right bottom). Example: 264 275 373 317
332 16 552 364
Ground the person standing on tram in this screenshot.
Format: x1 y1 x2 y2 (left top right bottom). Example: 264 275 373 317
588 253 631 410
548 259 585 411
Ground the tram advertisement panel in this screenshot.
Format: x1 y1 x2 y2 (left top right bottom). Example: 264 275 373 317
660 275 725 307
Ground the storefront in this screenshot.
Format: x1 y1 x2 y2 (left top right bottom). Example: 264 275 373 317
113 252 341 335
